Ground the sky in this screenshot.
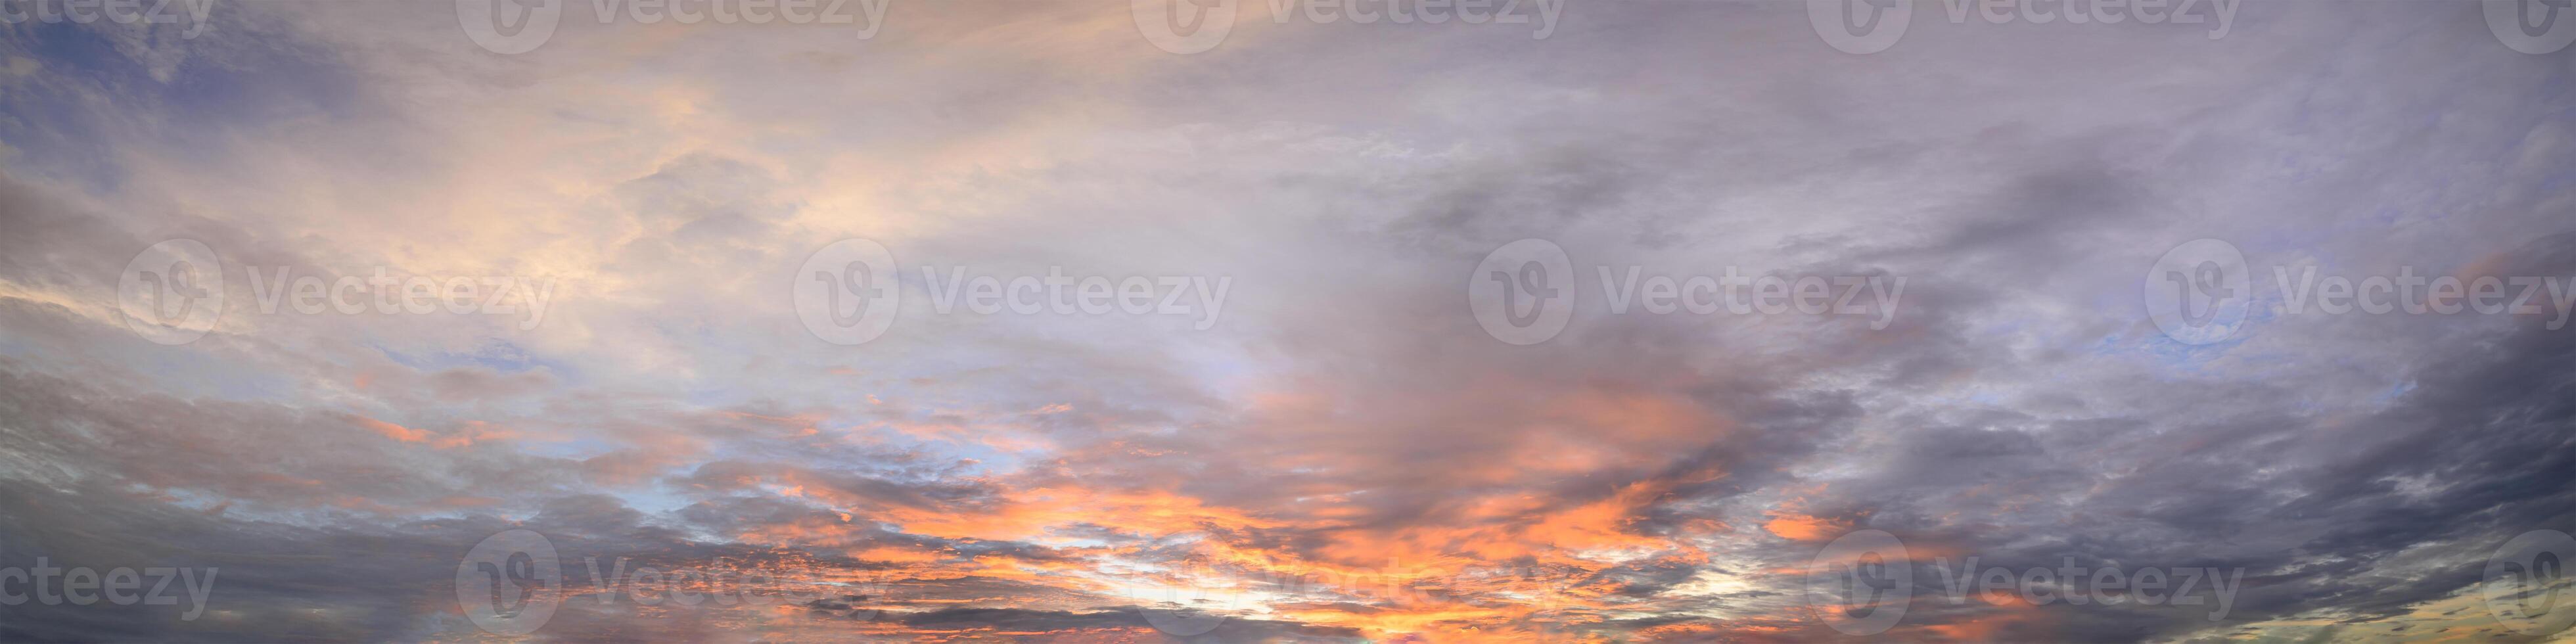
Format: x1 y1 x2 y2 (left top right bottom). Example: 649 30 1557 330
3 0 2575 641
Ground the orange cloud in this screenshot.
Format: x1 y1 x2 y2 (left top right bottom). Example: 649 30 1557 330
356 416 429 443
1762 507 1850 543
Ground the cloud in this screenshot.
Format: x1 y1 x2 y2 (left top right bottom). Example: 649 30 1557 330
2 1 2573 641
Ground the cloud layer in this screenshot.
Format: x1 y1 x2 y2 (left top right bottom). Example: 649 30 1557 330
3 1 2574 641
